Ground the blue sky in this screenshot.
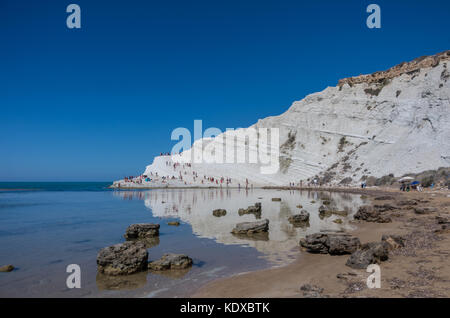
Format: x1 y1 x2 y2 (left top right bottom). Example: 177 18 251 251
1 0 449 181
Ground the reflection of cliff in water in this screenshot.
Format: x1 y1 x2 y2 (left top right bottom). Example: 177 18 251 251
113 189 365 265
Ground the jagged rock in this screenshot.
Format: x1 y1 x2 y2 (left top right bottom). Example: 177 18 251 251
299 284 327 298
414 207 437 214
124 223 160 240
212 209 227 217
168 221 180 226
300 233 360 255
97 241 148 276
148 253 193 271
327 234 361 255
346 242 389 269
272 198 281 201
354 206 391 223
231 219 269 235
322 200 331 205
288 210 310 224
381 234 405 250
296 204 303 208
374 196 395 201
333 218 343 224
238 203 261 218
0 265 14 272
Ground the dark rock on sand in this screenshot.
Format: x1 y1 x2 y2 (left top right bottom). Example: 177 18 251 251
354 205 392 223
124 223 160 240
212 209 227 217
272 198 281 201
414 207 437 214
0 265 14 272
231 219 269 235
97 241 148 276
346 242 389 269
397 200 418 206
374 203 397 212
374 195 395 201
333 218 343 224
436 215 450 224
300 233 360 255
381 234 405 250
148 253 193 271
299 284 327 298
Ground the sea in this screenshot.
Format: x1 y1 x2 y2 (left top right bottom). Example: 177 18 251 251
0 182 367 297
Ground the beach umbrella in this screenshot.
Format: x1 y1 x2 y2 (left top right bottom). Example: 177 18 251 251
398 176 414 182
410 181 420 185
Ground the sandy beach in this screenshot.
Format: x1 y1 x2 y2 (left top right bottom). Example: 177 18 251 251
193 188 450 298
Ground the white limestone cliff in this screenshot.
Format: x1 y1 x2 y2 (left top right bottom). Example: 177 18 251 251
113 51 450 188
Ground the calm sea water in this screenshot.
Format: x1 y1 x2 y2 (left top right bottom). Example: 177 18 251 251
0 182 367 297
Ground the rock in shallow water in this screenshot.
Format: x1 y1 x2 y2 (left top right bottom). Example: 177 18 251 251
124 223 160 239
97 241 148 276
288 210 310 224
238 203 262 218
0 265 14 272
148 253 193 271
231 219 269 234
212 209 227 217
300 233 360 255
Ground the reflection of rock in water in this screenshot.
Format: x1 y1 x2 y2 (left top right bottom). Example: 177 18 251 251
231 231 269 241
115 189 364 266
149 267 192 279
126 237 160 248
96 272 147 291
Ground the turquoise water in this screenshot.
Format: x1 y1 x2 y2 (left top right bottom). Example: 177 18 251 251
0 183 365 297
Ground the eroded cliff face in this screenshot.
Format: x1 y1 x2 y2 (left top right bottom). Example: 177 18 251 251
124 51 450 188
254 51 450 184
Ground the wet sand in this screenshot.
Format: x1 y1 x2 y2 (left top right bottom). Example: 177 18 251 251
193 188 450 298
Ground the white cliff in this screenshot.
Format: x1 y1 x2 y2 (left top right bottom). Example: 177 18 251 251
113 51 450 188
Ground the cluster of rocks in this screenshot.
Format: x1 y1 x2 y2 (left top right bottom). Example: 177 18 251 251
346 234 405 269
97 223 192 276
300 231 406 270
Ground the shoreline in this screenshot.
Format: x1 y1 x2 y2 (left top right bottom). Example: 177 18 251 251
192 188 450 298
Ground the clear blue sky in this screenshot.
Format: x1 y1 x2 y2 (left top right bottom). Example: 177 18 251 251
1 0 449 181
